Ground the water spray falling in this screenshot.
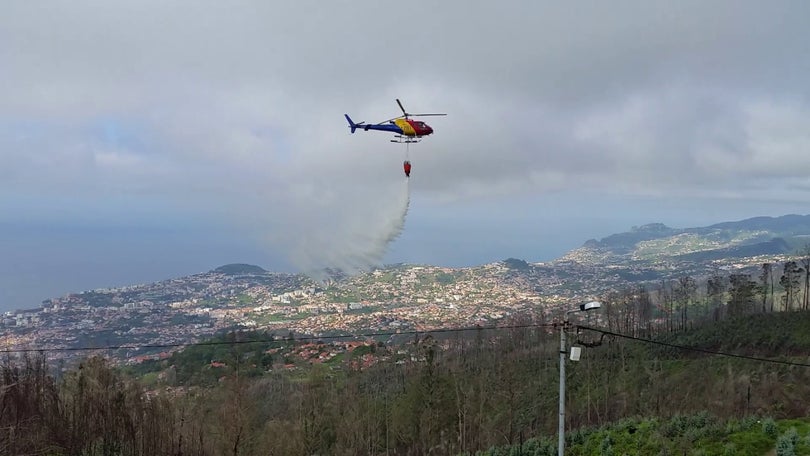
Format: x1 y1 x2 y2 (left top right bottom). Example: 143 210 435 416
298 176 411 281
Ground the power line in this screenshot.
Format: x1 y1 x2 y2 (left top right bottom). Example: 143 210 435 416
1 322 556 354
578 325 810 368
8 322 809 369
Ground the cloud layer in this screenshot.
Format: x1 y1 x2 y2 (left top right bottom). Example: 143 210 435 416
2 1 810 279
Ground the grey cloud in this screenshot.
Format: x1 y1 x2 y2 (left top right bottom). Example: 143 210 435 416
2 0 810 276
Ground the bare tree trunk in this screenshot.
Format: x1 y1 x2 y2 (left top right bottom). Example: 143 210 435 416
802 257 810 311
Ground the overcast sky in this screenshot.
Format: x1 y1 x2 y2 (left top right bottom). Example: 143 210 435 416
2 1 810 311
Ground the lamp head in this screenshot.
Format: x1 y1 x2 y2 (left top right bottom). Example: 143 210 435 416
579 301 602 312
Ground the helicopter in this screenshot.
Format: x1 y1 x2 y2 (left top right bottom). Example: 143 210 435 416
344 99 446 144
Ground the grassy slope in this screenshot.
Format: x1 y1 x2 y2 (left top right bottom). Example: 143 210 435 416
479 415 810 456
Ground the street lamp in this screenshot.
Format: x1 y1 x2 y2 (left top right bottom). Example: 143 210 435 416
558 301 601 456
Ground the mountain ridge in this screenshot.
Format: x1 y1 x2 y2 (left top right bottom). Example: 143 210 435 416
563 213 810 266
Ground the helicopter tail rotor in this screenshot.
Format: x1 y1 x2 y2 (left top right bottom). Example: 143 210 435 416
344 114 365 133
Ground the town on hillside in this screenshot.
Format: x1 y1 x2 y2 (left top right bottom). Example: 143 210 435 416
1 241 799 366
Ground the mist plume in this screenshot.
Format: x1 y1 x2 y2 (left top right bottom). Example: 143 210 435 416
291 177 411 281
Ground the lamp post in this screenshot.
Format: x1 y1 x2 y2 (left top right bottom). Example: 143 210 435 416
558 301 601 456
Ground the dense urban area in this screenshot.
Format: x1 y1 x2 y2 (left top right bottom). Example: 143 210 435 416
2 218 801 366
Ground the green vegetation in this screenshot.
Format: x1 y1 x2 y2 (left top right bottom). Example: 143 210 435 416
248 311 308 325
328 293 360 303
7 307 810 454
345 304 380 314
128 330 282 384
654 311 810 356
435 271 457 284
503 258 531 270
477 414 810 456
213 263 267 275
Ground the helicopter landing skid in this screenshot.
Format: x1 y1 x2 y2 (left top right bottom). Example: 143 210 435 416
391 135 421 144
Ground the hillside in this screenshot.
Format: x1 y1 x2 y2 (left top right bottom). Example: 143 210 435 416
568 214 810 262
212 263 268 275
557 214 810 282
8 308 810 455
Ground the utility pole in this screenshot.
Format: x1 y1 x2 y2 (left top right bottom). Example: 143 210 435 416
558 315 567 456
558 301 601 456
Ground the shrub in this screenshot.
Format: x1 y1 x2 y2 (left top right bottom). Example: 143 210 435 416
762 417 778 438
600 435 614 456
785 427 800 446
568 429 587 446
776 434 795 456
739 415 760 431
662 415 687 438
691 410 711 429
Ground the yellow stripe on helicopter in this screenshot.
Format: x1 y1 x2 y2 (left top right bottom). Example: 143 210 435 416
394 118 417 136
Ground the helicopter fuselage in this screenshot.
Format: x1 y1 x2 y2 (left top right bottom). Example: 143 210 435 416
348 117 433 137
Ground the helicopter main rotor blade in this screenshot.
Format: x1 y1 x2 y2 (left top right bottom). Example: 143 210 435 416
408 113 447 117
396 98 407 117
377 116 403 125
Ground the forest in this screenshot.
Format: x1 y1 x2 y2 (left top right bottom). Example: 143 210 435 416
3 260 810 455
